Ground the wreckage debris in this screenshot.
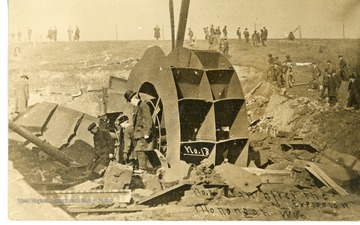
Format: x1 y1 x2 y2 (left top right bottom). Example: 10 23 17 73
102 162 133 190
214 163 261 193
305 162 349 196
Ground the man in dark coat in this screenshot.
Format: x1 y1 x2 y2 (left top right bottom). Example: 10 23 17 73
263 27 268 42
346 73 360 110
210 24 215 35
87 122 115 171
53 26 58 41
15 75 29 113
222 26 228 39
251 30 260 47
273 63 284 87
338 55 349 81
124 90 161 171
67 26 73 42
47 27 53 41
283 56 293 88
236 27 241 40
328 70 341 106
310 62 322 91
260 29 267 46
267 54 275 80
243 28 250 43
154 25 160 40
115 114 136 166
27 27 32 42
74 26 80 41
320 68 331 99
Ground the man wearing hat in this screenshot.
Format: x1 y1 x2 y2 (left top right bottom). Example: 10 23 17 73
328 69 341 106
243 28 250 43
87 122 115 169
15 74 29 113
273 62 283 85
321 68 331 99
310 62 322 91
115 114 138 167
338 55 349 81
267 54 275 80
263 27 268 42
124 90 161 172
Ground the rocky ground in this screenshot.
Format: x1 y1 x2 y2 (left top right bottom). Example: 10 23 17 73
8 38 360 220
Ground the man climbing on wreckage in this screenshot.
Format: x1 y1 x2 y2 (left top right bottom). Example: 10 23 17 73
124 90 162 173
86 122 115 175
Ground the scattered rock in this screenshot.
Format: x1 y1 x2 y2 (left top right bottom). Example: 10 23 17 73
214 163 261 193
163 160 191 184
141 173 162 193
102 162 133 190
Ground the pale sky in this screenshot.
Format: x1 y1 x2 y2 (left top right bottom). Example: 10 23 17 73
7 0 360 41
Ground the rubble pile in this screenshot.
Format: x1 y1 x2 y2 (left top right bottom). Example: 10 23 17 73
187 159 224 185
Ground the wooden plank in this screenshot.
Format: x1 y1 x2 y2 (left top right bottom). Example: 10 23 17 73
307 162 348 196
305 166 329 187
241 168 291 184
242 167 291 175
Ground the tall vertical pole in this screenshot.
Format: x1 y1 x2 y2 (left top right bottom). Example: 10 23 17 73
162 24 164 40
343 23 345 39
299 25 302 39
116 24 118 41
176 0 190 48
169 0 175 50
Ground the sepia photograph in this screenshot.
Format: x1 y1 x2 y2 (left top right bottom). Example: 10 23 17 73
6 0 360 221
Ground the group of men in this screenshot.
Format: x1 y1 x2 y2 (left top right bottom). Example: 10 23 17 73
267 53 360 108
11 26 80 43
250 27 268 47
87 89 161 175
43 26 80 42
203 25 228 50
67 26 80 42
202 25 269 51
203 25 227 40
309 55 359 108
240 27 268 44
10 28 31 43
267 54 294 93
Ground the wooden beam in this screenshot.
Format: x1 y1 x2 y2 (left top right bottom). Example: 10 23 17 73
306 162 348 196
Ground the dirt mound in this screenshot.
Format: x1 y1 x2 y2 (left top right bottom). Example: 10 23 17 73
313 110 360 159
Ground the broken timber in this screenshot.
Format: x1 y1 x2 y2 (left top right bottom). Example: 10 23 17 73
247 81 263 96
292 82 309 86
8 119 83 168
305 162 348 196
242 167 292 184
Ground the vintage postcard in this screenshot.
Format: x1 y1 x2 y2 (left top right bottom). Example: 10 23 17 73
7 0 360 221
